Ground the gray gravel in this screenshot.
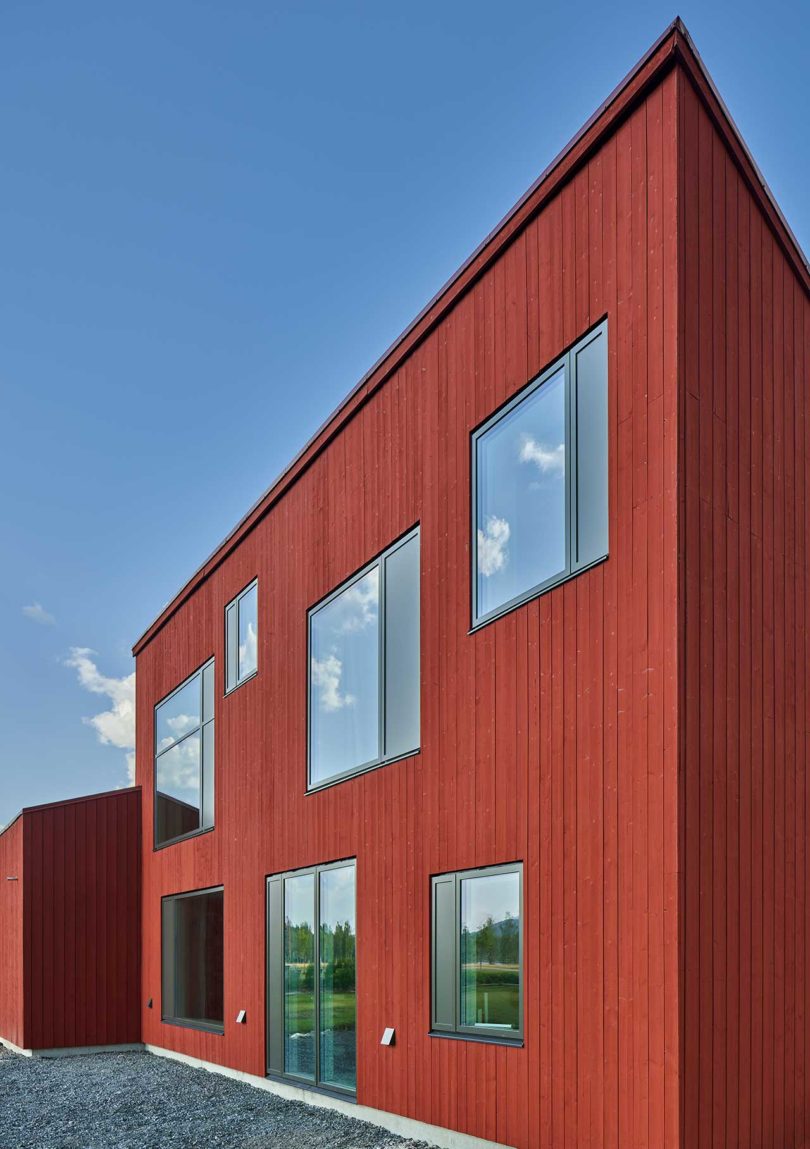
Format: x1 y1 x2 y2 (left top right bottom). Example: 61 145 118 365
0 1048 430 1149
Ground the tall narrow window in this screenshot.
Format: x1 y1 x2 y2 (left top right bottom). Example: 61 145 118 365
226 579 258 692
431 863 523 1042
472 321 608 625
154 659 215 847
308 528 419 789
267 860 356 1094
162 887 224 1033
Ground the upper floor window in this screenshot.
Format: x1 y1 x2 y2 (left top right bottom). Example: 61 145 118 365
472 321 608 626
154 659 215 848
308 527 420 790
226 579 258 692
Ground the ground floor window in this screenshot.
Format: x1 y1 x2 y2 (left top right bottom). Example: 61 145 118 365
161 886 224 1033
431 862 523 1041
266 860 356 1093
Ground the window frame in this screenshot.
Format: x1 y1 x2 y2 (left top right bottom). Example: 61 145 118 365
225 578 259 694
306 526 420 793
471 320 608 629
161 885 225 1035
266 857 357 1096
153 657 215 850
430 861 524 1044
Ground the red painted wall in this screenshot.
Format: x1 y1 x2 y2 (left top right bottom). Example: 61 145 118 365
0 818 25 1048
135 54 681 1149
133 28 810 1149
0 789 141 1052
679 72 810 1149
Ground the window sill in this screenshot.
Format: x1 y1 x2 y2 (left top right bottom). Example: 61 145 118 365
306 747 420 795
224 669 258 697
470 552 608 634
162 1016 224 1036
153 825 215 852
429 1030 523 1048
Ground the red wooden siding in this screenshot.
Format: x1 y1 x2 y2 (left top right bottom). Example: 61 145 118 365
136 65 681 1149
0 818 25 1048
679 72 810 1149
0 789 141 1052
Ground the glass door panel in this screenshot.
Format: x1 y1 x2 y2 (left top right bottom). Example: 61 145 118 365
284 873 315 1081
318 865 356 1091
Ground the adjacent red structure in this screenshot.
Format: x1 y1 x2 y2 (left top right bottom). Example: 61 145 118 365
0 789 141 1054
1 20 808 1149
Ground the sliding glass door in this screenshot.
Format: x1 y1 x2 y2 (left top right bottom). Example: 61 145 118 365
267 859 356 1094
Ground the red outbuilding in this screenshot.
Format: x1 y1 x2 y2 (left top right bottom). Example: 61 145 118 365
2 19 809 1149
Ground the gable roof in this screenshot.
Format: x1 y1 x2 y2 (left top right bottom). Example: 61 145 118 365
133 17 809 656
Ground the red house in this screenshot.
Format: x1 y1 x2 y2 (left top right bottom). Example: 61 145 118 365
2 20 809 1149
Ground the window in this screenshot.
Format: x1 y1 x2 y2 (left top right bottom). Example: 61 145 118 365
266 860 356 1094
431 863 523 1042
154 660 215 848
308 528 419 789
162 887 224 1033
472 321 608 626
226 580 258 692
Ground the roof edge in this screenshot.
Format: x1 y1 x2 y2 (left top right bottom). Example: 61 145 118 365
0 785 141 842
133 17 809 655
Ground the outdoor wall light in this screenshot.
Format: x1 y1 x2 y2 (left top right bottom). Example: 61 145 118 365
380 1027 395 1046
236 1010 247 1024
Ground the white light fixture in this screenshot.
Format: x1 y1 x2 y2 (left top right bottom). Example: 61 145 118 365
381 1027 395 1046
236 1009 247 1024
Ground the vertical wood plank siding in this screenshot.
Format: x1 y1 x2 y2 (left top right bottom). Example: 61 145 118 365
679 73 810 1149
22 790 141 1051
136 70 681 1149
0 819 25 1048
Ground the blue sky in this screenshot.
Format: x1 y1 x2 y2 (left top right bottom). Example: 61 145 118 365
0 1 807 827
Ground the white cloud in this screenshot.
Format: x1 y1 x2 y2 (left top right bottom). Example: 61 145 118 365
519 435 565 476
477 515 510 578
239 620 258 672
65 648 136 785
155 734 200 795
337 572 379 633
22 602 55 626
312 652 356 712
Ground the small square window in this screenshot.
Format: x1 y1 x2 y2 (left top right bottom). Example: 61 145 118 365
431 862 523 1042
226 580 258 692
472 321 608 626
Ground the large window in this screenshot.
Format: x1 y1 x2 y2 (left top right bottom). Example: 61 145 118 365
154 660 215 848
472 321 608 625
162 887 224 1033
431 863 523 1042
266 860 357 1094
308 528 419 789
226 579 258 692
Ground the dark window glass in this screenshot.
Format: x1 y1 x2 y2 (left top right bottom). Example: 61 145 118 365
162 888 224 1032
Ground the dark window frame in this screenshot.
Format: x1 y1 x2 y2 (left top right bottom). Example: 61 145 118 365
471 320 609 629
431 861 524 1044
225 578 259 694
161 885 225 1035
153 658 215 850
306 526 420 793
266 857 357 1096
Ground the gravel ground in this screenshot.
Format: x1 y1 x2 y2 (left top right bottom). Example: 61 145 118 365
0 1047 430 1149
